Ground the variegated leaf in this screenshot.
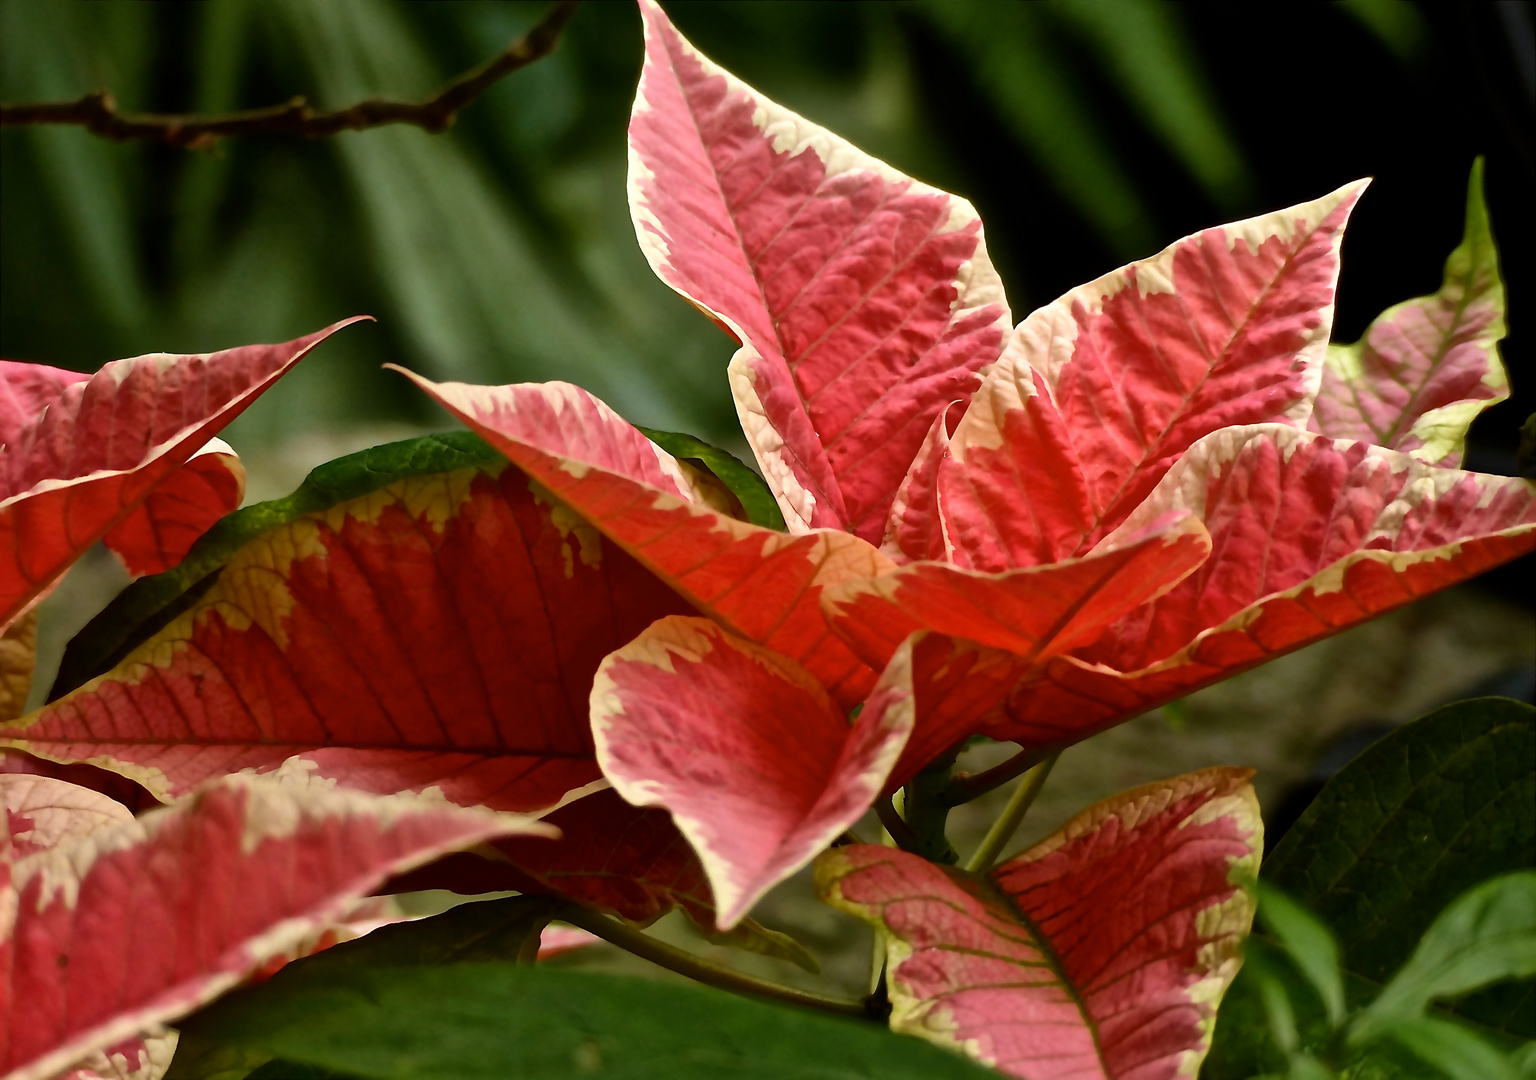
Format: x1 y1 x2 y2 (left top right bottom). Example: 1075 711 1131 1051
996 425 1536 749
822 512 1210 671
1311 159 1507 466
818 768 1262 1079
0 772 552 1080
3 434 688 813
0 321 363 628
923 185 1363 567
101 438 244 578
592 616 913 927
399 371 888 709
1 772 133 858
628 0 1010 540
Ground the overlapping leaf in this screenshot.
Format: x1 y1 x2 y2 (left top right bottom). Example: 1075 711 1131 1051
819 768 1262 1079
917 184 1362 568
399 371 887 709
0 321 363 628
996 426 1536 749
628 0 1011 540
1311 160 1507 467
592 615 914 928
3 433 690 812
0 772 552 1080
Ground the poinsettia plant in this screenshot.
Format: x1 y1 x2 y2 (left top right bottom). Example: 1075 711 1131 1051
2 3 1532 1078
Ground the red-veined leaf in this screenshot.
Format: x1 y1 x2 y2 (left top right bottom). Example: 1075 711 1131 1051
592 615 913 928
101 437 245 578
0 320 364 628
1311 160 1507 467
881 407 956 564
818 768 1262 1079
0 361 89 446
1 772 133 858
398 371 888 709
935 184 1363 567
996 425 1536 748
628 0 1010 540
822 512 1210 670
0 772 553 1080
1 435 688 812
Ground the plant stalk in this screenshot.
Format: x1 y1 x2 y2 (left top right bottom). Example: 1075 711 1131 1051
551 902 876 1020
963 752 1061 873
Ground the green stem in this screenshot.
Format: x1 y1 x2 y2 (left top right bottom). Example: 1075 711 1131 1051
551 902 875 1020
963 752 1061 873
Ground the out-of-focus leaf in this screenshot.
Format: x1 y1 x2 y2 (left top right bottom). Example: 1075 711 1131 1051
1257 883 1347 1029
918 0 1154 256
637 427 786 531
177 965 997 1080
1045 0 1250 207
1371 1015 1517 1080
1338 0 1426 63
1356 873 1536 1038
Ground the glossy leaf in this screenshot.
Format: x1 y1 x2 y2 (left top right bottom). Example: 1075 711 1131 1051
0 772 553 1080
824 511 1210 670
997 428 1536 749
628 0 1011 540
593 615 913 928
399 371 888 709
925 183 1362 567
819 768 1262 1079
637 426 787 531
0 320 363 627
1312 159 1507 467
5 434 689 812
178 964 997 1080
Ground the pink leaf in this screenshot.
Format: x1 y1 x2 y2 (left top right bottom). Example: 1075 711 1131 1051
593 616 913 928
100 438 245 578
0 773 553 1080
996 425 1536 748
398 371 889 709
940 184 1363 566
0 320 365 626
822 512 1211 670
1311 160 1507 467
0 362 90 447
818 768 1262 1079
628 0 1010 540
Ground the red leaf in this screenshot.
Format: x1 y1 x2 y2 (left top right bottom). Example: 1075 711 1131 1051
823 512 1210 670
1311 161 1507 467
0 321 364 626
0 773 552 1080
629 0 1010 540
593 616 913 927
100 438 244 578
996 426 1536 748
936 185 1362 567
398 372 887 709
2 465 688 812
818 768 1261 1079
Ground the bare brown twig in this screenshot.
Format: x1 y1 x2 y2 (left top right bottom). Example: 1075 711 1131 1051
0 1 578 149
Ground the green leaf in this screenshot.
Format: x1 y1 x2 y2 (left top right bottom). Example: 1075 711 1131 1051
1370 1015 1518 1080
1258 882 1347 1029
50 431 505 699
177 964 997 1080
1356 873 1536 1038
637 427 787 531
1264 697 1536 1037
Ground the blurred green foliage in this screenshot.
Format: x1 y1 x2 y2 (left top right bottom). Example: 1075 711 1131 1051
2 0 1530 469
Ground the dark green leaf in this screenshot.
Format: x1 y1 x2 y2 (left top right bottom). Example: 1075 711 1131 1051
637 427 787 531
1264 697 1536 1037
178 964 997 1080
51 432 504 698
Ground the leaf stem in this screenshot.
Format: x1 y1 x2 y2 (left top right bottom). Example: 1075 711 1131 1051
551 902 877 1020
947 746 1050 805
963 752 1061 873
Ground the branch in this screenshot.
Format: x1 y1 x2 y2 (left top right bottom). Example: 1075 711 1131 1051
945 745 1050 805
963 751 1060 873
0 1 579 149
551 901 881 1021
